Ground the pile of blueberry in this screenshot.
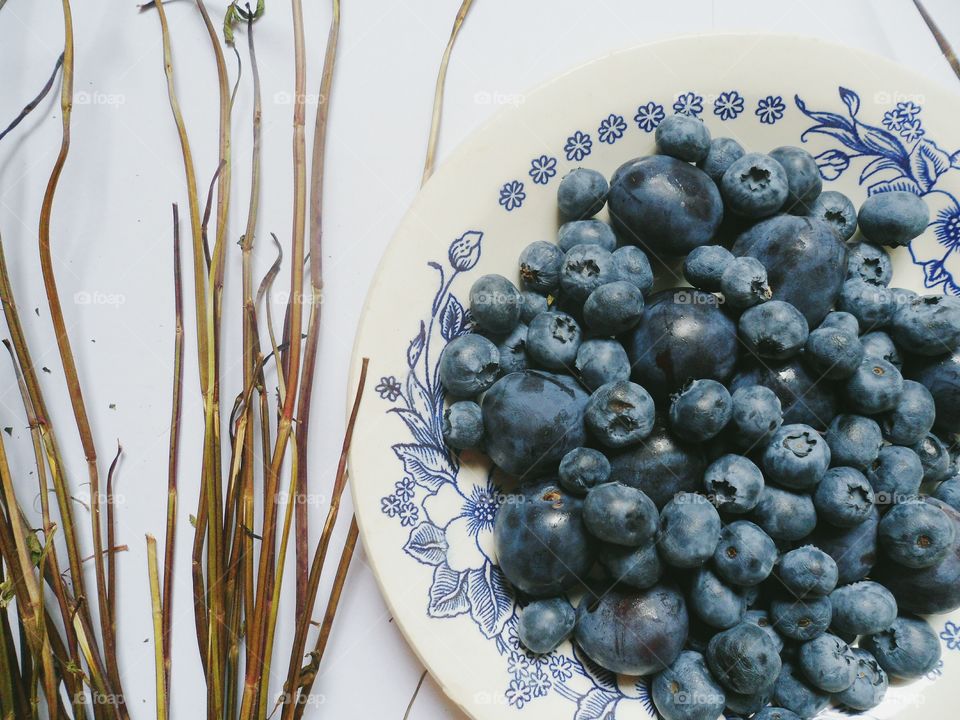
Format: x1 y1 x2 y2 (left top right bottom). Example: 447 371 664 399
438 113 960 720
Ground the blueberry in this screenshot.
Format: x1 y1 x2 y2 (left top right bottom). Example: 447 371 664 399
879 499 955 568
611 245 654 295
844 356 903 414
493 322 528 375
608 419 707 508
731 358 837 429
519 290 549 323
558 447 610 495
469 274 522 334
519 241 564 294
669 379 732 442
753 709 801 720
689 567 747 629
482 370 588 477
575 338 630 390
655 114 711 162
526 311 582 371
803 326 863 380
739 301 809 360
857 190 930 247
805 189 858 240
720 256 772 309
859 330 902 368
907 349 960 435
442 400 484 449
891 294 960 356
608 155 724 256
652 650 726 720
697 136 746 183
518 597 576 654
703 454 765 513
829 581 897 636
866 445 922 506
658 493 722 568
683 244 734 292
713 521 777 586
814 467 875 528
558 219 617 252
778 545 838 598
557 167 608 219
913 431 954 483
728 385 783 449
769 146 822 213
721 152 790 218
771 662 831 719
743 609 784 651
598 540 662 589
560 244 616 305
583 281 644 335
846 241 892 286
439 334 500 398
860 616 941 679
575 583 688 675
879 379 935 445
732 214 848 327
585 380 656 448
724 689 772 716
583 482 658 546
837 278 895 331
494 479 594 595
762 423 830 490
751 485 817 541
628 288 739 403
808 506 879 585
770 595 832 641
818 310 860 335
834 648 888 711
798 633 857 692
934 476 960 512
706 621 781 694
824 414 882 470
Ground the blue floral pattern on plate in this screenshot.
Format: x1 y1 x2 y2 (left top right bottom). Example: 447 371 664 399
714 90 745 121
634 101 665 132
597 113 627 144
672 91 704 117
564 130 593 161
528 155 558 185
756 94 786 124
498 180 526 211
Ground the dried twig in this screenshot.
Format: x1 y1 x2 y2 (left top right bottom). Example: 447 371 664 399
913 0 960 80
0 52 64 143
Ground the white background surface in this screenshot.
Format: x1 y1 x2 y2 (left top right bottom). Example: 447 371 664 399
1 1 959 718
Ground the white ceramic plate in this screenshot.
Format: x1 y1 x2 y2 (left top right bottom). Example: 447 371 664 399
349 34 960 720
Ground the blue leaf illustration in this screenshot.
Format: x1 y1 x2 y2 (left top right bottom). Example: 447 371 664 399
795 95 856 135
440 294 467 341
404 522 448 565
407 321 426 368
388 407 436 449
466 563 514 639
428 563 470 617
868 177 922 196
392 443 455 492
859 155 903 184
573 644 618 692
406 373 445 446
858 122 909 164
573 688 620 720
839 86 860 116
910 139 952 192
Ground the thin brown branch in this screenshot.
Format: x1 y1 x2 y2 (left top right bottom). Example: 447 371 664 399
913 0 960 80
0 52 64 143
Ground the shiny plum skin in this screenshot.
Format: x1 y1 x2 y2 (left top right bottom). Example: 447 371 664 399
493 479 594 597
575 583 689 675
627 289 739 405
482 370 589 478
609 155 724 257
732 214 848 327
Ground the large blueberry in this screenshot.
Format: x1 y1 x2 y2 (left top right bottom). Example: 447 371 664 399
857 190 930 247
807 506 879 585
879 379 936 445
806 190 857 240
706 622 781 694
659 493 722 568
829 581 897 637
860 616 941 679
778 545 838 598
627 289 738 404
769 146 822 213
732 214 847 326
797 633 857 693
751 485 817 541
689 567 747 629
770 595 832 642
771 663 831 719
652 650 726 720
730 359 837 430
598 541 662 589
834 648 888 711
608 155 724 256
583 482 658 546
518 597 576 654
907 349 960 436
575 583 688 675
482 370 589 477
761 423 831 490
493 479 594 596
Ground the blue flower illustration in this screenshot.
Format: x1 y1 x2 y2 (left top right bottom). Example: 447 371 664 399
934 202 960 253
463 483 501 535
398 502 419 527
896 100 921 120
883 110 905 132
564 131 593 161
940 620 960 650
756 95 786 124
815 148 851 181
528 155 557 185
381 495 402 517
375 376 402 402
529 670 551 697
548 655 573 682
634 101 665 132
394 477 416 503
498 180 526 211
900 118 925 143
448 230 482 271
507 650 531 676
597 113 627 144
505 678 532 709
673 91 703 117
714 90 744 121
